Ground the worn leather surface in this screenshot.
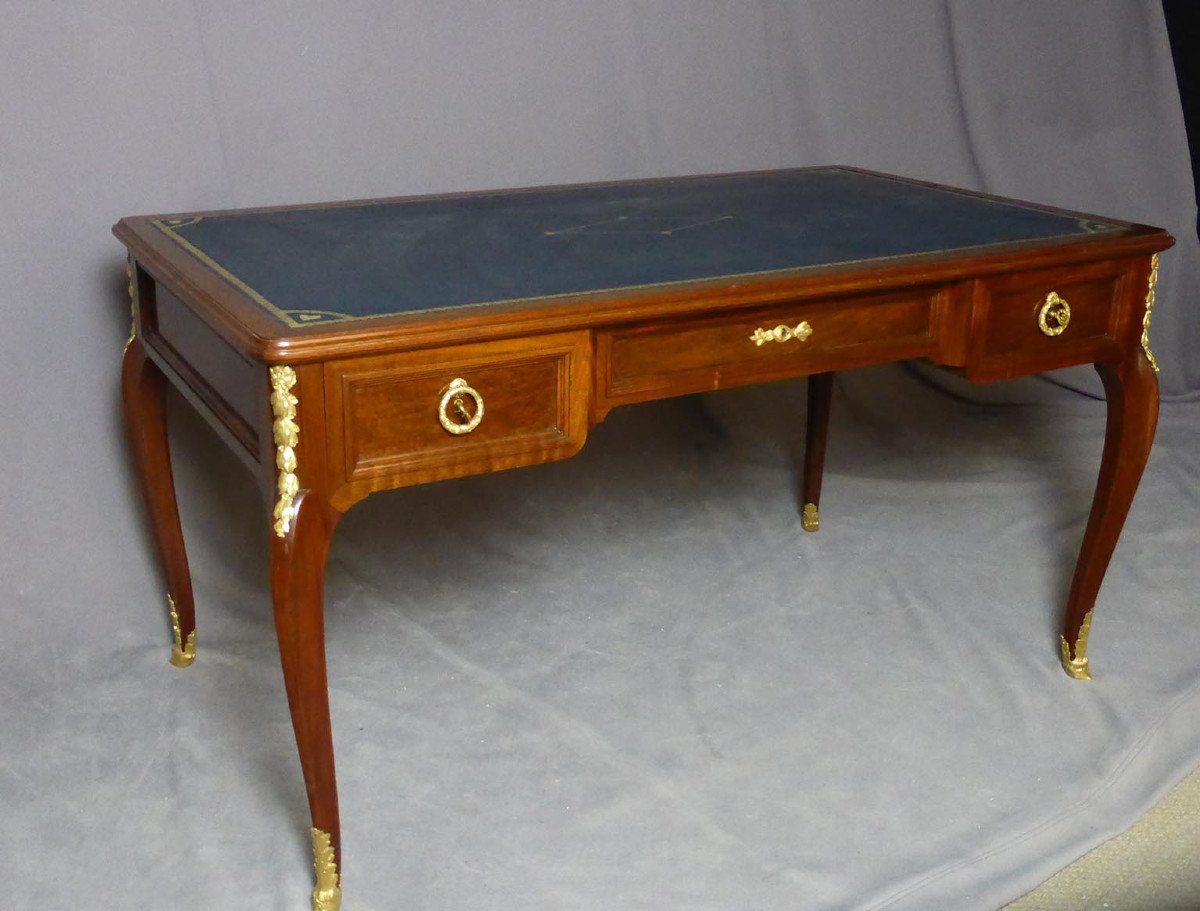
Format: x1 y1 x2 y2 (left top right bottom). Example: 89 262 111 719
163 169 1120 324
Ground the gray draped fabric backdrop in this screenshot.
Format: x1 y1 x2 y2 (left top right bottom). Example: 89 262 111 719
2 3 1197 910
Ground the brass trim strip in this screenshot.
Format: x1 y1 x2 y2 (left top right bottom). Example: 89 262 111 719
270 366 300 538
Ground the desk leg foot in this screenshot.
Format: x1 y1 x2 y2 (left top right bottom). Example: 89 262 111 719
802 372 834 531
271 490 343 908
168 595 196 667
801 503 820 533
311 826 342 911
121 338 198 667
1060 356 1159 680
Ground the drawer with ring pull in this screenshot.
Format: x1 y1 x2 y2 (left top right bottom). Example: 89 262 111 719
597 289 937 404
324 331 591 492
964 259 1132 381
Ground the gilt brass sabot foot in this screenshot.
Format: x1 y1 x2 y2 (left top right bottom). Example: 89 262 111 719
1060 609 1093 681
168 595 196 668
801 502 820 533
311 828 342 911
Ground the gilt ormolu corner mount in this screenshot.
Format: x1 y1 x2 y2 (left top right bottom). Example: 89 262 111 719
117 168 1171 908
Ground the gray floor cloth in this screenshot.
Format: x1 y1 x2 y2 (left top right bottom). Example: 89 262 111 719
5 363 1198 910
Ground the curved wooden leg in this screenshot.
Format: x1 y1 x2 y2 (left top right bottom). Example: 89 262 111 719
1061 355 1159 679
802 372 834 532
121 338 197 667
271 489 343 911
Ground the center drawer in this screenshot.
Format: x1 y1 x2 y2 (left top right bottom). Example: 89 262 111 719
324 331 591 497
598 289 937 403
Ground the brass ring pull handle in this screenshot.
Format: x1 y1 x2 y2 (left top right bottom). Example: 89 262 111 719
750 321 812 346
1038 292 1071 337
437 377 484 435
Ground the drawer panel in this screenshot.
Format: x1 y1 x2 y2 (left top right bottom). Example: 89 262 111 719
601 290 936 400
966 261 1130 380
325 331 591 490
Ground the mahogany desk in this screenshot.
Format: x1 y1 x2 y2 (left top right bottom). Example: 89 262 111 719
115 168 1172 910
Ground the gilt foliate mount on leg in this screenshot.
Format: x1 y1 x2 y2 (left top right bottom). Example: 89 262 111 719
1060 609 1093 680
270 366 301 538
1140 253 1161 375
125 257 137 351
311 828 342 911
168 595 196 668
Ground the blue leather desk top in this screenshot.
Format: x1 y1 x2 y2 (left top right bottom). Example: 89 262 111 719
153 168 1120 328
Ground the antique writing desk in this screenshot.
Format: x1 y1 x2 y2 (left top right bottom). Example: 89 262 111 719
116 168 1172 910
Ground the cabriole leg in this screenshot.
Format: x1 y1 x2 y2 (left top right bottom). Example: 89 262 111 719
1061 354 1159 679
121 338 197 667
271 489 343 911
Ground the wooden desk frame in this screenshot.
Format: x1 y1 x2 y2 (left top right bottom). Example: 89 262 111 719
115 169 1172 910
